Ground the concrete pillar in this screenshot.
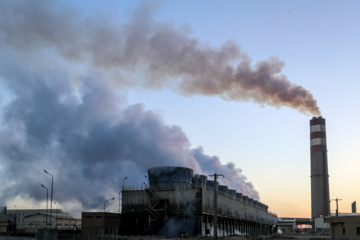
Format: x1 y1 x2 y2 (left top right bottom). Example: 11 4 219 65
231 220 236 235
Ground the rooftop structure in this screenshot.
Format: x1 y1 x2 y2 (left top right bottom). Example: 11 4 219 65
121 166 277 237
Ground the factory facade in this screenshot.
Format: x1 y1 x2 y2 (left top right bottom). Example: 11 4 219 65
81 212 121 239
121 166 277 237
325 214 360 239
5 208 80 233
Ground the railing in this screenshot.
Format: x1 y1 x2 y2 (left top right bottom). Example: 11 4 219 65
122 184 149 191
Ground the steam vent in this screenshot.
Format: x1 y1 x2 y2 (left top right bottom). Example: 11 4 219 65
310 116 330 218
122 166 277 237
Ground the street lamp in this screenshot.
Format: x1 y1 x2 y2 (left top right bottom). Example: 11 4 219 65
118 191 121 213
53 202 57 228
44 170 53 228
104 198 115 212
209 173 224 240
14 205 19 225
119 177 128 214
122 176 127 189
41 184 48 229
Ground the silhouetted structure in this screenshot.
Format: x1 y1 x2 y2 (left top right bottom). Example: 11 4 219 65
121 166 277 237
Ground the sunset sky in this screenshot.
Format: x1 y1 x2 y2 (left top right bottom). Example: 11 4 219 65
0 0 359 218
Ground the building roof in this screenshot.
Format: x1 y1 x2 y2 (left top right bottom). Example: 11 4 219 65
330 213 360 217
324 214 360 223
24 213 76 219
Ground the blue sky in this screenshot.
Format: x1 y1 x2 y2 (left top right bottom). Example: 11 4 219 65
126 0 360 216
0 0 359 217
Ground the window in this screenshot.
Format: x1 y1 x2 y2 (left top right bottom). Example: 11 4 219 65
343 227 345 235
356 227 360 235
96 216 103 218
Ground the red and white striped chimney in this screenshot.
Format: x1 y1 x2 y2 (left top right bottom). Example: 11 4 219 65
310 116 330 218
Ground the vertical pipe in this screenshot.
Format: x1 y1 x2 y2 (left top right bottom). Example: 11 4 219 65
50 176 53 228
214 173 218 240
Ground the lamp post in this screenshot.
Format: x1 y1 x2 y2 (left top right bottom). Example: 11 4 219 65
209 173 224 240
104 198 115 212
41 184 48 229
53 202 57 228
122 177 127 189
119 177 128 214
118 191 121 213
44 170 53 228
14 205 19 226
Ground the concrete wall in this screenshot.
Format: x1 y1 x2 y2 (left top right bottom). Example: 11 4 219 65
122 187 276 224
24 214 80 233
7 209 63 230
325 215 360 239
122 190 150 212
81 212 120 238
201 188 276 224
314 217 329 233
122 186 277 237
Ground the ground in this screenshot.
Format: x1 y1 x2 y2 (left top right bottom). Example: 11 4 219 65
116 234 331 240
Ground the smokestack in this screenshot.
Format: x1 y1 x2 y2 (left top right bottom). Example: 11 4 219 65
310 116 330 218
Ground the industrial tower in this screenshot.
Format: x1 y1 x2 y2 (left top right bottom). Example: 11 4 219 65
310 116 330 218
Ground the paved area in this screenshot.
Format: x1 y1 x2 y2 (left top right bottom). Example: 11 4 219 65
0 237 35 240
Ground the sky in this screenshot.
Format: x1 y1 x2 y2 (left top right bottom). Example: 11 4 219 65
0 0 359 218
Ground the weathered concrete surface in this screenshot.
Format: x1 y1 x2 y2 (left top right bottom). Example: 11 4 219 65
123 187 276 224
122 186 277 237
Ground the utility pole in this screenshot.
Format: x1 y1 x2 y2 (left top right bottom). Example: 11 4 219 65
209 173 224 240
331 197 342 216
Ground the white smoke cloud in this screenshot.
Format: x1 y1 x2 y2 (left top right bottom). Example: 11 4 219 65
0 61 259 210
0 0 314 210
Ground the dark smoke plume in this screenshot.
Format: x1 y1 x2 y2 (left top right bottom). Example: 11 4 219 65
0 0 320 115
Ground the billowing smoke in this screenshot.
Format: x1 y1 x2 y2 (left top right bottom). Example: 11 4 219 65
0 0 317 211
0 62 259 210
0 0 320 115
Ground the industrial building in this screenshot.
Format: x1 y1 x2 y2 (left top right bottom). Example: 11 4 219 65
7 208 51 230
121 166 277 237
324 214 360 239
5 208 79 233
24 212 81 233
81 212 121 239
0 207 16 234
310 116 330 219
